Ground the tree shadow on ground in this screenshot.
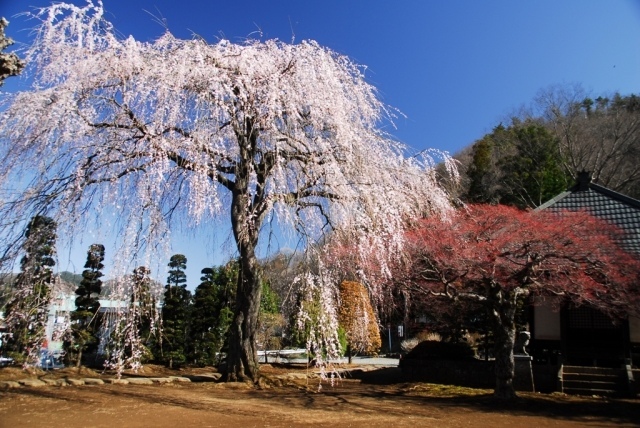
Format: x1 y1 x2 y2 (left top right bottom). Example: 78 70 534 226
351 367 640 426
347 367 404 385
4 367 639 427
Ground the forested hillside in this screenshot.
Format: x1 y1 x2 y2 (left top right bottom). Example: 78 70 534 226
442 86 640 207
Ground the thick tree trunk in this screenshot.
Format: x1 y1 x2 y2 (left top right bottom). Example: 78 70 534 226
224 146 264 382
225 261 262 382
488 286 519 400
492 319 517 399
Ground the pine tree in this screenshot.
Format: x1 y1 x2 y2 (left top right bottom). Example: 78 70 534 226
189 262 236 366
66 244 105 367
4 216 57 365
160 254 191 368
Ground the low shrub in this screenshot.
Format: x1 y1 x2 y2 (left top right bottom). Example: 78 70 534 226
403 340 475 361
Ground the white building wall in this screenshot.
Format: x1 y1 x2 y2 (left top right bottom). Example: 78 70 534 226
45 293 76 352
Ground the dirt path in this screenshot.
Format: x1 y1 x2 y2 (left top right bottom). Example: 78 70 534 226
1 366 639 427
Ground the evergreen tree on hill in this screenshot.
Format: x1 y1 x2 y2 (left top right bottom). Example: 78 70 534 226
464 121 570 208
450 87 640 204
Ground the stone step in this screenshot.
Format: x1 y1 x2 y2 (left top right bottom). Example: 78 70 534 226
563 372 622 382
18 379 47 387
125 377 153 385
563 387 618 396
185 373 222 382
563 365 622 375
561 365 628 396
563 379 621 389
0 375 199 389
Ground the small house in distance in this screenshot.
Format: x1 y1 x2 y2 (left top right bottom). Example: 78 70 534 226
530 172 640 393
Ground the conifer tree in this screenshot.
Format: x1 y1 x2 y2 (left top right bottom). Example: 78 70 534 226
160 254 191 368
4 216 57 365
189 262 236 366
67 244 105 367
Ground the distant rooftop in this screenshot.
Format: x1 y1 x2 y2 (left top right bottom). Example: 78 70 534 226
537 171 640 256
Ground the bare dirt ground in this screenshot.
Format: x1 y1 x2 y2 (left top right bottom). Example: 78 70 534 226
1 363 639 428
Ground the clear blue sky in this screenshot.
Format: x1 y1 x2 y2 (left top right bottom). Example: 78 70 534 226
2 0 639 286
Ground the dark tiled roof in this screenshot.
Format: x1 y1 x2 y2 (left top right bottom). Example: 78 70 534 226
537 182 640 256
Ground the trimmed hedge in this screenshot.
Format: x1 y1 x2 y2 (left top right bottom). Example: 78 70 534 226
403 340 475 361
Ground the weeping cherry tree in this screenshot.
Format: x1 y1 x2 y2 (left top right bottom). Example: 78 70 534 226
0 2 455 381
